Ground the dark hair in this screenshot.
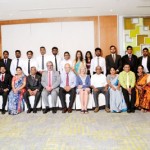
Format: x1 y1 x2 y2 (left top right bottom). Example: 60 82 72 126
143 47 149 51
15 50 21 53
109 67 116 73
64 51 70 56
3 50 9 55
137 65 144 69
16 66 22 71
110 45 116 49
127 46 133 50
27 50 33 55
40 46 45 49
0 65 6 69
95 47 101 52
75 50 83 62
123 63 130 67
85 51 93 63
52 47 58 50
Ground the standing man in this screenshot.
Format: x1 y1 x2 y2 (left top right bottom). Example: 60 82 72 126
138 48 150 73
0 66 11 114
23 50 37 76
10 50 24 76
24 67 42 113
122 46 138 73
105 45 122 75
90 47 106 75
91 66 110 113
60 52 72 73
36 46 49 75
119 64 136 113
0 50 12 75
50 47 61 72
41 61 60 114
59 63 76 113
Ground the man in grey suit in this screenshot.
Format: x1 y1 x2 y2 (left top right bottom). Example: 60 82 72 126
41 61 60 114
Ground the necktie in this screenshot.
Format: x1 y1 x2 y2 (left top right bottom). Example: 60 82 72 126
127 73 130 88
1 74 4 82
48 71 51 87
97 57 99 66
66 73 69 86
16 58 19 68
28 59 30 75
112 54 115 62
4 59 7 65
129 55 132 61
55 55 58 71
42 55 44 70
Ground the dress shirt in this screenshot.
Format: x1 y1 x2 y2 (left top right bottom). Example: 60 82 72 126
60 71 76 88
10 58 24 76
36 54 49 72
49 55 62 71
90 56 106 75
60 59 73 73
142 57 149 73
119 71 135 89
23 58 37 76
91 74 107 88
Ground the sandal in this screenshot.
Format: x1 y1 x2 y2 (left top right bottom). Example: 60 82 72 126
84 110 89 114
80 110 84 114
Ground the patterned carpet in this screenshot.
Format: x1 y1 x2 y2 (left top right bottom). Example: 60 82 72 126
0 109 150 150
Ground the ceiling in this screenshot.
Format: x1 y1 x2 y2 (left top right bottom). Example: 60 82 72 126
0 0 150 20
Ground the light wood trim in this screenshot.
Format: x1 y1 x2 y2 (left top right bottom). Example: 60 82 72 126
0 26 2 58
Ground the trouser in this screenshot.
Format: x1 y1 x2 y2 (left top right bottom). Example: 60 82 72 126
0 91 9 110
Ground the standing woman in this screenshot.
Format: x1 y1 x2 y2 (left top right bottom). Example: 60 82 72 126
85 51 93 76
107 67 127 112
73 50 86 75
76 67 91 113
8 67 26 115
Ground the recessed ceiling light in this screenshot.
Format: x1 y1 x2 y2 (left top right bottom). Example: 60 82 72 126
110 9 113 12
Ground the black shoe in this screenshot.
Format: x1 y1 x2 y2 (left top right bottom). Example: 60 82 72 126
1 110 6 114
27 109 32 113
43 107 49 114
131 109 135 113
33 108 37 113
127 109 131 113
62 108 68 113
52 107 57 114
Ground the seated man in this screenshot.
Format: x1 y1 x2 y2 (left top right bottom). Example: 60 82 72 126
91 66 110 113
59 63 76 113
41 61 60 114
0 66 11 114
119 64 136 113
24 67 43 113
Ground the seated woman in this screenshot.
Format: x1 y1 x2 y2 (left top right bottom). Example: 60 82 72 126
135 65 148 111
76 67 90 114
140 74 150 112
107 67 127 113
8 67 26 115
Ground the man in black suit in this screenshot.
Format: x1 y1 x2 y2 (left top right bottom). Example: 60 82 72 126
122 46 138 73
105 45 122 75
0 66 11 114
24 66 43 113
0 51 12 76
138 47 150 73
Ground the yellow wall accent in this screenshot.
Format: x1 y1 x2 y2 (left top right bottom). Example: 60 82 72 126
145 37 150 44
137 35 148 46
130 26 140 37
124 18 135 30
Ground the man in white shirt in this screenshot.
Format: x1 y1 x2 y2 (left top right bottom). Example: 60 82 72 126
50 47 61 72
91 66 110 113
138 48 150 73
36 46 49 74
90 47 106 75
23 51 37 76
10 50 24 76
60 52 72 74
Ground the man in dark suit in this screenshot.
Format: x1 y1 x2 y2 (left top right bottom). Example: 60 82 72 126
0 51 12 76
24 67 43 113
105 45 122 75
122 46 138 73
138 47 150 73
0 66 11 114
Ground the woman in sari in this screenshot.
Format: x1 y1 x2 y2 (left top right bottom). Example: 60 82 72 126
73 50 86 75
107 67 127 113
8 67 26 115
135 65 148 112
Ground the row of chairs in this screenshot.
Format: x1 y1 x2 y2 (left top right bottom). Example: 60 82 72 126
0 94 106 111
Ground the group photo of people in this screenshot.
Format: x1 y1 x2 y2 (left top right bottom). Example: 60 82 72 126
0 45 150 115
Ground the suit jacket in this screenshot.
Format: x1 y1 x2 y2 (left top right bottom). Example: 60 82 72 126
0 73 11 91
138 56 150 73
0 58 12 75
105 54 122 74
41 70 60 89
121 54 138 73
26 74 43 91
